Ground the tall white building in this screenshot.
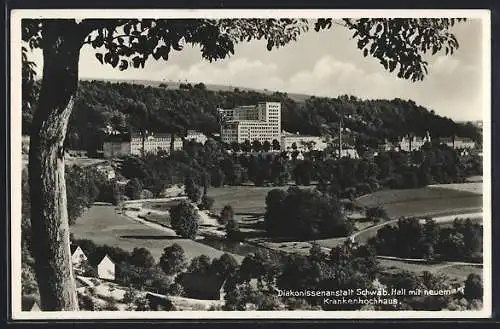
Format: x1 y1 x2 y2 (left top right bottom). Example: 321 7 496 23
218 102 281 144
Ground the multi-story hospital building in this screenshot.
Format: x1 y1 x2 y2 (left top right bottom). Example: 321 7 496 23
218 102 281 144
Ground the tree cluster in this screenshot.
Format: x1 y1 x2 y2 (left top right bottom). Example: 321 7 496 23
370 217 483 261
169 200 200 239
264 187 352 240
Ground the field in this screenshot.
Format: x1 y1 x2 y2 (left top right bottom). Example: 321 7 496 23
140 212 170 226
428 182 483 194
142 199 185 211
206 186 287 221
317 184 483 248
206 184 482 223
71 204 243 262
379 258 483 283
356 186 482 219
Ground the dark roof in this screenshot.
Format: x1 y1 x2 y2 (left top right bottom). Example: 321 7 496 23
178 272 225 300
21 295 40 311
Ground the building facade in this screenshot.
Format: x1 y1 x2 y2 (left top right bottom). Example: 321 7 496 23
97 255 116 281
339 148 360 159
103 134 132 158
130 133 183 155
186 130 208 145
440 137 477 149
95 165 116 180
71 245 88 267
218 102 281 144
103 132 191 158
280 131 328 152
399 134 431 152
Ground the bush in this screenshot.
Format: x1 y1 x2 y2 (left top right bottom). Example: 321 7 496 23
464 273 483 302
220 205 234 225
140 189 154 199
130 247 156 269
125 178 143 200
365 206 388 221
184 176 202 203
199 195 215 211
225 219 241 241
170 200 200 239
78 292 98 311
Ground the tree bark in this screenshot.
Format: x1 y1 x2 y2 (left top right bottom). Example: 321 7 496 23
28 20 85 311
170 134 175 154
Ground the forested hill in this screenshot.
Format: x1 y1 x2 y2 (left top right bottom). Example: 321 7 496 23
22 79 481 152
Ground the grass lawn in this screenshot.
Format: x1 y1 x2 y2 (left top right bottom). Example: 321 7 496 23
356 186 482 219
206 186 285 221
142 199 185 211
71 204 243 262
140 212 170 226
429 182 483 194
436 217 482 228
379 258 483 282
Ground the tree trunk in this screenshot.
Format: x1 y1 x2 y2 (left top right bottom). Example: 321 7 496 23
170 134 175 154
141 131 146 156
28 20 85 311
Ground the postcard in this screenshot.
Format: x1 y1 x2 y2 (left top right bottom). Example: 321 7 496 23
10 8 491 319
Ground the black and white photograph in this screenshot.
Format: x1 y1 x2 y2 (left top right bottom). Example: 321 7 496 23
11 9 491 319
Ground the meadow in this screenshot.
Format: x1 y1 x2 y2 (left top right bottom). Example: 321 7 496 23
70 204 243 262
356 186 482 219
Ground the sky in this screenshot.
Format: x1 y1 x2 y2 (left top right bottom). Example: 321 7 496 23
27 18 486 121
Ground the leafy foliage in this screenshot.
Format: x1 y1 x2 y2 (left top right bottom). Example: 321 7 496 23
464 273 483 302
169 200 200 238
370 217 482 261
315 18 466 82
125 178 143 200
264 187 351 240
184 176 201 203
159 243 188 276
198 195 215 211
130 247 156 269
365 206 388 221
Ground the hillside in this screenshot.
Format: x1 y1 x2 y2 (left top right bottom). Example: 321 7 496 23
80 78 312 103
22 79 481 153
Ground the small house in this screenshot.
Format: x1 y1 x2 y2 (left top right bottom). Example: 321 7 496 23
71 245 88 267
97 254 116 281
22 295 40 312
